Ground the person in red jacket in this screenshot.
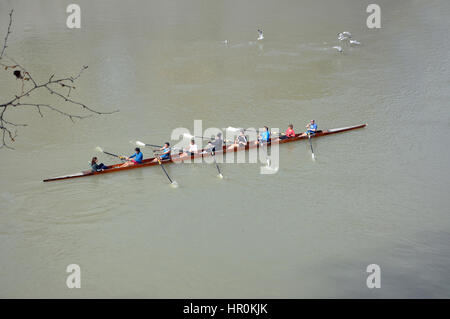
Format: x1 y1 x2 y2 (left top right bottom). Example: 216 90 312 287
279 124 295 140
285 124 295 137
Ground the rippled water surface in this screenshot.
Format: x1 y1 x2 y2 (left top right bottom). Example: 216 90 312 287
0 0 449 298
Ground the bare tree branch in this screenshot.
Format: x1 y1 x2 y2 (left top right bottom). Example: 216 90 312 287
13 102 94 120
0 9 118 149
0 9 13 59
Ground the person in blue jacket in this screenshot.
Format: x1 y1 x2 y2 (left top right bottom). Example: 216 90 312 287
301 120 318 137
152 143 171 162
255 126 271 145
120 147 143 167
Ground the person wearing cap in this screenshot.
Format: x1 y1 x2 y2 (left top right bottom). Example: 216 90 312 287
301 120 317 137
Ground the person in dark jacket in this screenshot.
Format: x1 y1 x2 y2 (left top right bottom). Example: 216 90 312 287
211 132 224 152
91 157 109 172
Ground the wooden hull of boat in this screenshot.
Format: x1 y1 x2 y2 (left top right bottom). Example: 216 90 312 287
43 123 366 182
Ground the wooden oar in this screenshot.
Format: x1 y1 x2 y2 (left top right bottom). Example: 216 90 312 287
152 151 177 186
95 146 126 161
226 126 259 134
307 133 316 160
182 133 210 140
134 141 162 148
136 141 182 153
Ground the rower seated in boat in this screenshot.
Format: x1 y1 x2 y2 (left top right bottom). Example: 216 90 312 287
203 133 224 154
120 147 143 167
279 124 295 140
152 142 171 162
91 157 109 172
254 126 270 145
300 120 317 137
180 139 198 159
227 130 248 149
211 132 223 152
202 140 215 155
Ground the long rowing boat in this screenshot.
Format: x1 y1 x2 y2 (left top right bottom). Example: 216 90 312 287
43 123 366 182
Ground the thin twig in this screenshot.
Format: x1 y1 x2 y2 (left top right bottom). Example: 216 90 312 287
0 9 13 59
0 10 118 149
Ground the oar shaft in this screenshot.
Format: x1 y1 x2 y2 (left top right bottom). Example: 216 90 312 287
156 157 174 184
101 150 125 160
186 135 210 140
211 151 222 176
103 151 118 157
308 133 315 158
104 151 119 158
145 144 162 148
